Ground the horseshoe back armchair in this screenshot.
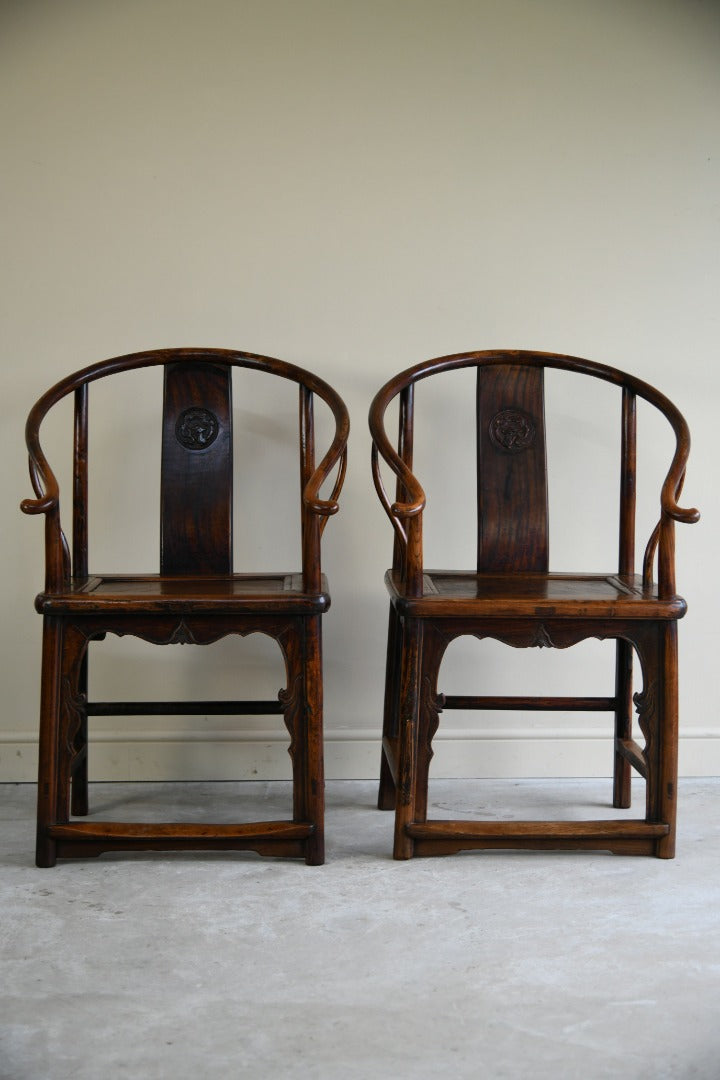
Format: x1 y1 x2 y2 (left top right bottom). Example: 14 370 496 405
370 350 698 859
23 348 348 866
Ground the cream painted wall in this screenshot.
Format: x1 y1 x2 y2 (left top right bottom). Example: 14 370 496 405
2 0 718 782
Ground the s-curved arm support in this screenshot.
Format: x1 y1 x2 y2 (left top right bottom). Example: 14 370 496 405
369 379 427 596
22 401 67 592
303 445 348 529
299 365 349 528
297 371 350 592
645 465 699 596
22 405 61 515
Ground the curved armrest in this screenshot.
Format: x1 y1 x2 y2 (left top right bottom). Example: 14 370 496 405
369 389 426 527
370 442 426 528
643 469 699 596
21 375 73 521
662 499 700 525
629 379 699 527
661 479 700 525
22 418 66 591
301 383 350 520
303 444 348 525
369 379 427 596
21 493 58 515
21 457 60 516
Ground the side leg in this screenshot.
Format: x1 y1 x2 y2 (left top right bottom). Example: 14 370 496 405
656 622 679 859
393 617 423 860
302 615 325 866
70 650 89 816
378 601 402 810
632 624 678 859
613 638 633 808
36 620 87 866
280 616 325 866
412 622 446 825
36 617 64 867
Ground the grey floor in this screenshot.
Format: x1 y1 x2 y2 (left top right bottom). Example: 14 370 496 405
1 779 719 1080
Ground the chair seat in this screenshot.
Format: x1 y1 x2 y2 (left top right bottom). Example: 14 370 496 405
36 573 330 615
386 570 686 620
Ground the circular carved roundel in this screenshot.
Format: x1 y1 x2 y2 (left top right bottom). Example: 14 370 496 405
175 407 220 451
488 408 536 453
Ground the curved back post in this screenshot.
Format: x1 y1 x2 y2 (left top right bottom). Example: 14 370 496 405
23 348 349 594
369 350 698 599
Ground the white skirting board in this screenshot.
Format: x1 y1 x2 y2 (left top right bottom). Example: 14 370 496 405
1 727 718 782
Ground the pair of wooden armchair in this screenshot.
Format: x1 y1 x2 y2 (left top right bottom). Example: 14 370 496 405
23 349 698 866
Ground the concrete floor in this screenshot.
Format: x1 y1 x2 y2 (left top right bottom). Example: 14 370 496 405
1 778 719 1080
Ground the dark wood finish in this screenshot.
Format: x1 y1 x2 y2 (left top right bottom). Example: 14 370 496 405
619 386 637 576
370 350 698 859
443 696 616 711
614 387 638 806
72 384 89 580
476 364 548 572
86 700 283 716
23 348 349 866
161 362 233 575
394 385 415 582
70 389 90 819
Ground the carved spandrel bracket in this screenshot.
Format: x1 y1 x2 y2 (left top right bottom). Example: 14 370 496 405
419 675 444 769
530 624 555 648
62 675 86 767
279 673 303 766
633 680 656 764
167 619 200 645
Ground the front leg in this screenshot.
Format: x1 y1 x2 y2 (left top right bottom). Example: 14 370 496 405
378 602 402 810
279 616 325 865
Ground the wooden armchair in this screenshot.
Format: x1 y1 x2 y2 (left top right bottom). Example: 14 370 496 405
23 348 349 866
370 350 698 859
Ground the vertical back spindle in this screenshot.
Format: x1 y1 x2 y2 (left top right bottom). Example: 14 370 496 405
394 385 415 581
299 385 322 593
72 384 89 581
619 386 637 577
299 385 315 531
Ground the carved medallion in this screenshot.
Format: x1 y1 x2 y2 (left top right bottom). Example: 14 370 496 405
489 408 536 453
175 407 219 451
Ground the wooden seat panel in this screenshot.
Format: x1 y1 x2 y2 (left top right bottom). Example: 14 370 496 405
387 570 686 619
37 573 330 614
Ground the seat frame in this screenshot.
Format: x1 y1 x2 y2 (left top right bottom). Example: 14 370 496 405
23 348 349 866
370 350 698 859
